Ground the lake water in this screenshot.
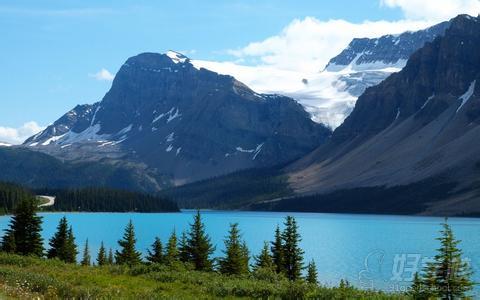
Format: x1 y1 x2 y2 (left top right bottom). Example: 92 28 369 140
0 210 479 294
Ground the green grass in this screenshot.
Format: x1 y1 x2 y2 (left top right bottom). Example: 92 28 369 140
0 253 409 299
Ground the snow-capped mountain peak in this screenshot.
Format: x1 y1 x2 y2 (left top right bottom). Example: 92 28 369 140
324 21 450 72
24 51 330 185
166 50 189 64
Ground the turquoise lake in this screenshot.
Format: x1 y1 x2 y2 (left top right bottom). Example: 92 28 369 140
0 210 479 295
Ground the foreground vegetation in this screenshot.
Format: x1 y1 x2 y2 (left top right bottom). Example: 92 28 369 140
0 252 406 299
0 198 474 299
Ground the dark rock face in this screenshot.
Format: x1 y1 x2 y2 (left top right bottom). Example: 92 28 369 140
325 21 450 71
288 15 480 216
25 51 330 186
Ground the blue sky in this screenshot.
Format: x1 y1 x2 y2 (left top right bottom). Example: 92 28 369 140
1 0 478 143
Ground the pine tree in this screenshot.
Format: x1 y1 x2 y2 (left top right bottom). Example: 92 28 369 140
420 219 473 299
178 231 190 263
47 216 69 260
306 260 318 284
107 248 114 265
47 217 77 263
271 225 284 274
282 216 304 281
253 241 274 271
409 272 428 299
97 241 107 266
64 226 78 263
421 261 438 298
146 237 164 264
115 220 142 266
1 198 43 256
165 230 179 264
186 211 215 271
81 239 91 266
219 223 249 275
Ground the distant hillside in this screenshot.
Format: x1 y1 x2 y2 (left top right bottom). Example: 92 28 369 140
160 166 293 210
0 147 165 193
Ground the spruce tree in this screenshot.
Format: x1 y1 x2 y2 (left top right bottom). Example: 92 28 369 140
81 239 91 266
420 219 473 299
47 216 69 260
107 248 114 265
97 241 107 266
282 216 304 281
1 198 44 256
253 241 274 271
219 223 249 275
64 226 78 263
421 262 438 298
306 260 318 284
186 211 215 271
178 231 190 263
146 237 164 264
165 230 179 264
115 220 142 266
271 225 285 274
409 272 428 299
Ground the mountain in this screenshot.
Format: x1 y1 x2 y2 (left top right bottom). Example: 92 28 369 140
193 21 450 129
24 51 330 186
0 142 12 147
272 15 480 216
324 21 450 72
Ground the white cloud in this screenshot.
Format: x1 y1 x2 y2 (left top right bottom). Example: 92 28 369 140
227 17 432 73
89 68 115 81
0 122 45 145
223 0 479 73
381 0 480 21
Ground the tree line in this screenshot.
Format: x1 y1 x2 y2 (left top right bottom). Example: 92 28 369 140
0 182 36 215
161 166 293 210
38 187 179 213
0 198 474 298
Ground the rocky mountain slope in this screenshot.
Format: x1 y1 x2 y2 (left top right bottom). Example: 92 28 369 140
282 15 480 216
24 51 330 186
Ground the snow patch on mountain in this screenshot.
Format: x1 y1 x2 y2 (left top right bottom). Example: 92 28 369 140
456 80 476 113
29 123 136 147
235 143 264 160
326 57 407 72
166 51 188 64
